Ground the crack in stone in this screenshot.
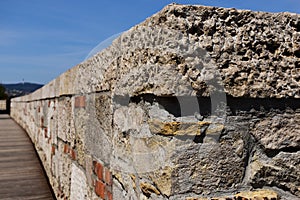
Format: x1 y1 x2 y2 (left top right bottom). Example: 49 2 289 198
265 147 300 158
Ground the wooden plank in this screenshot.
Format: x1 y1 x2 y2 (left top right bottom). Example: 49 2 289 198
0 115 55 199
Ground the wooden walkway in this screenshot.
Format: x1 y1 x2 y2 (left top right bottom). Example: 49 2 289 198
0 114 55 200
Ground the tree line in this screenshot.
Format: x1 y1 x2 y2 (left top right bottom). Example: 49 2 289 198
0 84 7 100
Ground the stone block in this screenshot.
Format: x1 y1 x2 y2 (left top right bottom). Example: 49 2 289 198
70 163 88 200
95 180 105 199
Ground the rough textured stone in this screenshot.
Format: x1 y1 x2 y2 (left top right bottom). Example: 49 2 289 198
70 163 88 200
140 4 300 98
249 150 300 197
149 120 210 136
10 3 300 200
172 142 246 195
235 189 278 199
251 111 300 151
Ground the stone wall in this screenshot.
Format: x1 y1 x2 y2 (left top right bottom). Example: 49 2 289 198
0 100 6 110
11 4 300 200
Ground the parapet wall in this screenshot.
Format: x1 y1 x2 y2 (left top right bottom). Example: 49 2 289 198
11 4 300 200
0 100 6 110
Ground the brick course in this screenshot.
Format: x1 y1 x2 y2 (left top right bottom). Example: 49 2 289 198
75 96 86 108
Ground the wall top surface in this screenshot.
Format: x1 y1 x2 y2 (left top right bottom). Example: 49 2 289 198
12 4 300 102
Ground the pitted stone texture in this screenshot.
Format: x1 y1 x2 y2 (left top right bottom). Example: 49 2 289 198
141 4 300 98
10 4 300 100
109 28 224 97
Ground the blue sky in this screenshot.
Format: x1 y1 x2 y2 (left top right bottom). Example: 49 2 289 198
0 0 299 84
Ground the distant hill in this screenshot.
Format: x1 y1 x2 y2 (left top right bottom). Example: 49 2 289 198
3 82 43 97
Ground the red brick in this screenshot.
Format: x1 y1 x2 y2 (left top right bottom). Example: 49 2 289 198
70 149 77 160
44 128 48 138
51 145 56 155
106 190 113 200
41 117 44 127
95 180 105 199
104 167 112 186
75 96 86 108
95 162 104 181
64 144 69 154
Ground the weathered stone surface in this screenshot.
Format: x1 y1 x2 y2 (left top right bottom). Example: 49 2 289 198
249 150 300 197
251 111 300 151
141 4 300 98
140 182 161 196
235 189 278 199
57 96 74 143
70 163 88 200
172 141 246 195
10 3 300 200
185 189 279 200
151 166 172 197
149 120 210 136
